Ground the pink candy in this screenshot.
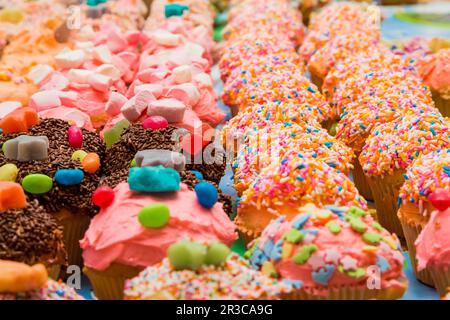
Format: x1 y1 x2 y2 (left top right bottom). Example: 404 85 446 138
68 125 83 148
92 186 115 208
143 116 169 130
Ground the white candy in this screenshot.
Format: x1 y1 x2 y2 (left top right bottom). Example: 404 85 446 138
27 64 54 85
93 45 113 64
105 92 128 116
30 91 62 111
55 49 86 69
172 65 192 84
194 73 213 88
67 69 93 83
152 30 182 47
88 73 112 93
0 101 22 119
95 64 121 81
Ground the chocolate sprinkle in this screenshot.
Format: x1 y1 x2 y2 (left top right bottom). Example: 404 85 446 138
0 199 66 265
0 119 105 216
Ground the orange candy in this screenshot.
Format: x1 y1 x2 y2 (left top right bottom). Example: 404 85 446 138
82 153 101 174
0 182 27 212
0 107 39 134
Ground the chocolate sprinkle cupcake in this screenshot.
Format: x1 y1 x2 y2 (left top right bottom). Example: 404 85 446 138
103 124 226 184
0 199 66 266
0 119 105 216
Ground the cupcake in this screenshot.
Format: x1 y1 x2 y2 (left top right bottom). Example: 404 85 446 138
124 241 293 300
0 182 65 279
360 112 450 237
247 204 408 300
398 150 450 286
416 189 450 296
0 260 83 300
236 151 367 244
81 169 237 300
416 49 450 117
0 116 105 267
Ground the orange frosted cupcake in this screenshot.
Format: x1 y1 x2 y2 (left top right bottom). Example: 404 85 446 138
236 151 367 243
416 48 450 116
398 150 450 286
246 204 407 300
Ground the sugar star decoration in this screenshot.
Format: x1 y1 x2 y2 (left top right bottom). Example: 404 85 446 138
340 255 358 271
324 248 341 264
302 233 316 244
308 252 327 270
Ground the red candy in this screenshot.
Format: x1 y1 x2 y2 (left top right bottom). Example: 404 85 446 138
143 116 168 130
428 188 450 211
92 186 115 208
68 126 83 148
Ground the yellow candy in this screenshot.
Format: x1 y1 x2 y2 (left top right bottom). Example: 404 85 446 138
281 242 294 260
382 236 397 250
71 150 88 162
362 246 378 254
0 9 24 24
0 164 18 182
261 261 278 278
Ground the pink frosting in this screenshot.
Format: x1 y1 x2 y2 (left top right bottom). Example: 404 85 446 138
80 182 237 270
416 207 450 270
417 49 450 97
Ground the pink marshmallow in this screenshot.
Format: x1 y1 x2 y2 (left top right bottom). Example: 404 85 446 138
134 84 163 98
106 92 128 116
39 106 94 131
40 72 69 91
121 90 155 121
166 83 200 107
107 29 128 54
88 73 113 93
30 90 62 111
147 98 186 123
0 101 22 119
137 68 169 83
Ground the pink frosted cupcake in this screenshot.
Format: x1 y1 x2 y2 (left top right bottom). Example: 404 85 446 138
246 204 408 300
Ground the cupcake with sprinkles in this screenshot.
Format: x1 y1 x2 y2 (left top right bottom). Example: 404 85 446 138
0 114 106 267
0 182 65 279
0 260 83 300
236 151 367 243
246 204 407 300
124 240 293 300
398 150 450 285
81 164 237 300
415 189 450 296
359 112 450 237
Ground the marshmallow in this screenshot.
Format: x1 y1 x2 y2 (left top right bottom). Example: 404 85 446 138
95 64 121 81
117 51 138 68
40 72 69 91
152 30 182 47
67 69 93 83
106 92 128 116
30 91 62 111
4 135 49 162
147 98 186 123
27 64 54 85
135 149 186 171
194 73 213 88
88 73 112 93
137 68 169 83
121 90 155 121
107 29 128 54
39 107 93 131
58 91 78 108
93 45 113 64
166 83 200 107
55 49 86 69
0 101 22 119
172 65 192 84
134 84 163 98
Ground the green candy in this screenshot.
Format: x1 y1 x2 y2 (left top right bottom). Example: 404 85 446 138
346 216 367 233
104 119 130 148
347 206 366 218
244 239 259 259
362 232 383 245
2 143 5 153
326 220 341 234
205 242 231 266
347 268 366 279
0 163 18 182
371 221 383 231
282 229 304 244
293 245 317 264
130 158 137 167
168 241 207 270
71 150 88 162
22 173 53 194
138 203 170 228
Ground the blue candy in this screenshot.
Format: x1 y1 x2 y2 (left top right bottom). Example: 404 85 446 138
190 170 204 180
263 239 274 257
128 166 180 193
270 240 283 262
312 264 335 286
282 279 303 289
194 182 218 209
164 3 189 18
54 169 84 186
376 255 390 273
291 213 310 230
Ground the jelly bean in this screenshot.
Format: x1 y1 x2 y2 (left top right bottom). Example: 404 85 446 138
71 150 88 162
0 182 27 212
190 170 203 180
168 240 206 271
128 166 180 192
68 126 83 149
92 186 115 208
0 107 39 134
428 188 450 211
0 164 19 182
194 182 218 209
82 153 101 174
22 173 53 194
54 169 84 186
205 242 230 266
143 116 168 130
138 203 170 228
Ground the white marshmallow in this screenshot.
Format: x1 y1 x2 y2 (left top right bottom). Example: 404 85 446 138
93 45 113 64
172 65 192 84
67 69 93 83
0 101 22 119
194 73 213 88
27 64 54 85
95 64 121 81
55 49 86 69
152 30 182 47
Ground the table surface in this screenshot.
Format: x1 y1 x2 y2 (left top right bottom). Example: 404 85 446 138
77 3 449 300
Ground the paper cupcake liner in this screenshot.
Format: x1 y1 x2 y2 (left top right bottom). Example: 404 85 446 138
47 264 62 281
365 170 405 238
400 219 435 286
55 210 91 267
282 282 407 300
84 263 142 300
428 266 450 296
431 89 450 117
352 158 374 201
310 71 323 92
381 0 418 4
237 224 258 247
